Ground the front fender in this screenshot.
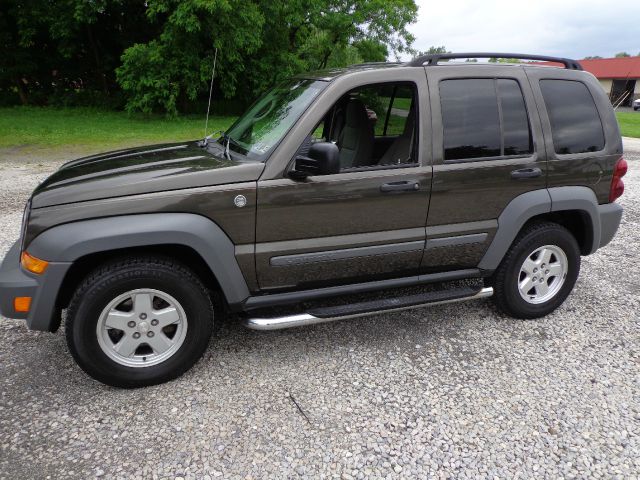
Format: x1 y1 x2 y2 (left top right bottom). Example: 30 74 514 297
27 213 250 308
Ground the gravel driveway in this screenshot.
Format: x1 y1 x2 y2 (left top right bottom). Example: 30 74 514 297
1 141 639 479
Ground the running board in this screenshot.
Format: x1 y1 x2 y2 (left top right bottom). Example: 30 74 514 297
243 286 493 331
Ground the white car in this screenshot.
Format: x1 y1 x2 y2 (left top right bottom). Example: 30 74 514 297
634 98 640 111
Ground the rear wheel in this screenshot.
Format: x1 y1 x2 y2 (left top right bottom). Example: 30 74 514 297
66 257 214 388
491 222 580 319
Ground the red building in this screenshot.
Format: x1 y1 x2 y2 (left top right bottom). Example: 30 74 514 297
578 57 640 107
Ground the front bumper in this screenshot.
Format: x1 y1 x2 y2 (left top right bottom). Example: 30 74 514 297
0 242 37 320
0 241 71 331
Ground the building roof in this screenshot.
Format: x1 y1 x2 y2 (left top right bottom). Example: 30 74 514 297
579 57 640 79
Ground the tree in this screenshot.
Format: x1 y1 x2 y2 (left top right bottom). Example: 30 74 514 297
0 0 418 114
116 0 264 115
416 46 449 56
117 0 418 114
615 52 631 58
353 39 389 63
583 56 603 60
488 57 521 63
0 0 154 106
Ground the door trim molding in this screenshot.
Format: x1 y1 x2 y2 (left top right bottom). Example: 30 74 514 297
270 240 425 266
425 233 488 249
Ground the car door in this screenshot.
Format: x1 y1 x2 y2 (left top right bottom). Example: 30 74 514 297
254 71 432 291
421 65 547 272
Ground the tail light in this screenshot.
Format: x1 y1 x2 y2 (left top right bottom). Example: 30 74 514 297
609 156 627 202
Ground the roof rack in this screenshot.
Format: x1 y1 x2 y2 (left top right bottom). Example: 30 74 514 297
408 52 583 70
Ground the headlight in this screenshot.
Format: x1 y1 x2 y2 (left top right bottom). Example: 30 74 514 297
19 198 31 254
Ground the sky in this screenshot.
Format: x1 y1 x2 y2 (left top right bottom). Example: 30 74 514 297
404 0 640 60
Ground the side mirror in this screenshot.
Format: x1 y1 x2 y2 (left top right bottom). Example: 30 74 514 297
289 142 340 179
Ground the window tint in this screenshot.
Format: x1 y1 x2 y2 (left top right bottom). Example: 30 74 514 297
440 78 533 161
498 79 532 155
540 80 605 154
440 79 501 160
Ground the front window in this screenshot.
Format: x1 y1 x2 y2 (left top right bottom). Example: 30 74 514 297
220 79 327 160
300 82 418 171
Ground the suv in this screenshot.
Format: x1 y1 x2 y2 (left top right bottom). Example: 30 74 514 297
0 53 626 387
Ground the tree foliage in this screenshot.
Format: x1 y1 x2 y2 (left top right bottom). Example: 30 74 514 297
1 0 418 114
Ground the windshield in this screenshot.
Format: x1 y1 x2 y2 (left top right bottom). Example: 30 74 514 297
219 79 327 160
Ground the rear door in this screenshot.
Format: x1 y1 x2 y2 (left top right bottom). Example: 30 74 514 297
422 65 547 271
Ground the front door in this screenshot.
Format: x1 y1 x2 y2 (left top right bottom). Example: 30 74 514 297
255 78 432 291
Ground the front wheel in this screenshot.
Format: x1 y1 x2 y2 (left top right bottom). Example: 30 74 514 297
491 222 580 319
65 257 214 388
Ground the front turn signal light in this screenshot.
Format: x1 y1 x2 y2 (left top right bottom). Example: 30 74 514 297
14 297 32 313
21 251 49 274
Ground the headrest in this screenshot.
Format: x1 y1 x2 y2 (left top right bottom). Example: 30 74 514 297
345 99 369 127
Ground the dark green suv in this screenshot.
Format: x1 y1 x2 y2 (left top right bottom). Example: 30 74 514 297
0 53 626 387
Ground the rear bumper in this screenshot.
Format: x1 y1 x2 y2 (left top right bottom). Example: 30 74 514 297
0 241 71 331
597 202 623 249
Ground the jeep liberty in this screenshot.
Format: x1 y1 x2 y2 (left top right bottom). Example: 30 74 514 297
0 53 626 387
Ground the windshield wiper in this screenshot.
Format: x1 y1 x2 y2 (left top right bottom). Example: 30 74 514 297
200 130 244 160
220 132 245 160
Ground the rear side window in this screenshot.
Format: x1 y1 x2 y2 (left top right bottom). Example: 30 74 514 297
440 78 532 161
440 79 501 160
539 80 605 154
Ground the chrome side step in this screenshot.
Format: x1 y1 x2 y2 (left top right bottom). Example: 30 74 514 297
243 286 493 331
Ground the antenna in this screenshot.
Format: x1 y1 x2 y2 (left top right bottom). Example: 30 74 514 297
203 47 218 142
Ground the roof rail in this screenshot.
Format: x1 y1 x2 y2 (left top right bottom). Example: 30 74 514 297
408 52 583 70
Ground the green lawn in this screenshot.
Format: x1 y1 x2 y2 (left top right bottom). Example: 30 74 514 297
0 107 637 154
0 107 236 150
616 111 640 138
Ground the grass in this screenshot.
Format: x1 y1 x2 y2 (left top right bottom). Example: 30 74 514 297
0 107 637 154
616 111 640 138
0 107 236 151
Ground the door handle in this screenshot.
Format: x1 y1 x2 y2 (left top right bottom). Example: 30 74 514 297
511 167 542 179
380 180 420 193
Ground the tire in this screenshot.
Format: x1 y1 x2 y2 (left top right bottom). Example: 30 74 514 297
65 256 214 388
491 222 580 319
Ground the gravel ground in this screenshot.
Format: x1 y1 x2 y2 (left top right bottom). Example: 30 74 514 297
0 141 639 479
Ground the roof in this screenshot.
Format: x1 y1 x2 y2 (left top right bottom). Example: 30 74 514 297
301 53 584 81
578 57 640 79
300 63 404 81
302 54 640 82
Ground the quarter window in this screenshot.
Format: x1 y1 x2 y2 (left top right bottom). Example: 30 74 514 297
440 78 533 161
539 80 605 154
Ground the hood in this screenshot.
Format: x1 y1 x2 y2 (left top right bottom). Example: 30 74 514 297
31 141 265 208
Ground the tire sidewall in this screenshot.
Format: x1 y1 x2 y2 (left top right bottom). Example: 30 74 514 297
69 264 213 387
500 226 580 318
